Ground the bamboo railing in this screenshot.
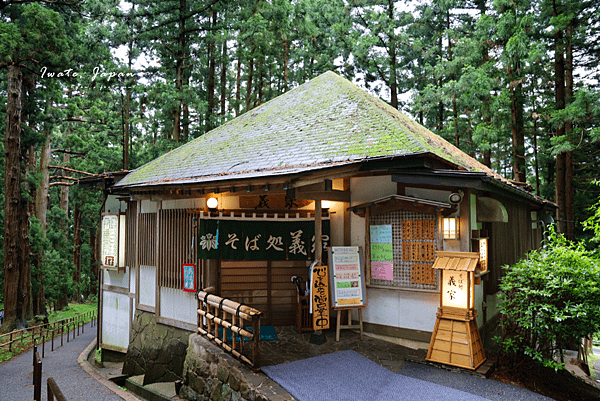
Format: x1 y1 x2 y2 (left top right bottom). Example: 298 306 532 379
197 290 262 371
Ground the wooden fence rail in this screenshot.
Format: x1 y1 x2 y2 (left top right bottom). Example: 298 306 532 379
0 310 97 360
197 290 262 371
33 344 69 401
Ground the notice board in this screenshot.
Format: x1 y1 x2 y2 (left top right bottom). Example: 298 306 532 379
370 224 393 281
328 247 366 309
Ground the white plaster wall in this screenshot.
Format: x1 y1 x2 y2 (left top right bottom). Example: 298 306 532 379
363 287 439 332
328 200 345 247
102 291 130 349
130 266 137 294
105 196 126 214
139 265 156 307
349 176 440 333
160 287 197 324
163 198 204 210
103 269 129 288
140 200 157 213
405 187 451 204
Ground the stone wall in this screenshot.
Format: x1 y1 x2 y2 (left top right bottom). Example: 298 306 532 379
122 309 190 385
180 334 291 401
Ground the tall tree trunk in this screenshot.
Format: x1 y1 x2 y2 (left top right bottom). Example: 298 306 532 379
235 50 241 116
510 71 525 183
33 103 51 316
554 12 567 234
220 39 227 116
564 19 574 239
20 75 37 320
388 0 398 110
3 64 26 332
72 205 82 302
246 55 254 112
206 9 217 132
123 50 132 170
283 40 289 92
89 228 98 298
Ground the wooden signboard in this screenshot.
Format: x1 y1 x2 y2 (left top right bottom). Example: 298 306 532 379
101 213 126 270
328 247 366 309
310 264 330 330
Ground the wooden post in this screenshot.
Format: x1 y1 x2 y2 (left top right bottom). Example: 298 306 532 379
315 200 322 262
252 315 261 371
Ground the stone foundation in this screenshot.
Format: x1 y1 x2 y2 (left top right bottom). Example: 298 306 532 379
122 309 191 385
181 334 293 401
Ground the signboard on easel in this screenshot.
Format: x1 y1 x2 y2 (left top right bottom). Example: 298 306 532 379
328 247 366 308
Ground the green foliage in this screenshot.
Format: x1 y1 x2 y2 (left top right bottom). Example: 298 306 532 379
583 181 600 244
499 227 600 370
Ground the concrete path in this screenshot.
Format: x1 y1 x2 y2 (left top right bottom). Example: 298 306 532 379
0 322 136 401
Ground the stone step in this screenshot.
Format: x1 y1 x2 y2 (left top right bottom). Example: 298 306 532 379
125 374 178 401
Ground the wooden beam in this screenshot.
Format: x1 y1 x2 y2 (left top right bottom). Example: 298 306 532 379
294 190 350 203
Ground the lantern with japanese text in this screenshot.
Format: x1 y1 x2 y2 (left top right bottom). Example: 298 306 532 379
426 251 486 370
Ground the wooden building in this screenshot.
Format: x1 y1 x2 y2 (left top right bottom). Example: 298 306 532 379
95 71 553 377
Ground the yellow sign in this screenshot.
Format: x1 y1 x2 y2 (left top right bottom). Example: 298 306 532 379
311 265 330 330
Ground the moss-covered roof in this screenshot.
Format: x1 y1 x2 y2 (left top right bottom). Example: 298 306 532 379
116 71 510 190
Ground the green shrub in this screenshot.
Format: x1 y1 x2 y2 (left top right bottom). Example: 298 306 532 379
499 227 600 370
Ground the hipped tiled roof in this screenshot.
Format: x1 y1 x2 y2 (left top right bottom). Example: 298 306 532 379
115 72 529 198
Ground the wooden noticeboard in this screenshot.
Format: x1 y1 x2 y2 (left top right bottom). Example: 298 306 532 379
101 213 126 270
328 247 366 309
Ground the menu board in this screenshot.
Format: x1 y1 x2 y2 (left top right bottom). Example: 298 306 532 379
370 225 393 281
328 247 366 309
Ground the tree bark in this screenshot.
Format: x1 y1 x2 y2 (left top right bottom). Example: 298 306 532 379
235 49 241 116
3 64 25 332
89 228 99 298
206 8 217 132
220 40 227 116
388 0 398 109
246 55 254 112
72 205 82 302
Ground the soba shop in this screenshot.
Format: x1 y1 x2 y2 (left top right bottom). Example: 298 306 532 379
90 71 553 388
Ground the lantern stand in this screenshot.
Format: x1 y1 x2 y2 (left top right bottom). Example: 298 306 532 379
426 251 486 370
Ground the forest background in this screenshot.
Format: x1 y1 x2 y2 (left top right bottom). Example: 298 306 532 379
0 0 599 332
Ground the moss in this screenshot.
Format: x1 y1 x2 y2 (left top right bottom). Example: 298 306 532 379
117 71 494 188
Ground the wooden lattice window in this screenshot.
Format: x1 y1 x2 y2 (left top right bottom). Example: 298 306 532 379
370 210 439 290
125 201 138 268
157 209 199 289
138 212 157 266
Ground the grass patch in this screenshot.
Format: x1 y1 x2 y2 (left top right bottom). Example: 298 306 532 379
47 302 97 323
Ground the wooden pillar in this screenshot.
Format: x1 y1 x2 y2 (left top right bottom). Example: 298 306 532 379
315 200 322 262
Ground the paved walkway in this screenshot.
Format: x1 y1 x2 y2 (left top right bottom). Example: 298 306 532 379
0 322 137 401
0 321 558 401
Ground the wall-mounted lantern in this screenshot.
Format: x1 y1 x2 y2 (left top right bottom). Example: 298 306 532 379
206 197 219 210
442 217 460 240
320 200 331 210
427 251 486 370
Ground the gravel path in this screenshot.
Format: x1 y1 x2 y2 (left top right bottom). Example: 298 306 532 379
0 322 127 401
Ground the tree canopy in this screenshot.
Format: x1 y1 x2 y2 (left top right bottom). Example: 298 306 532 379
1 0 599 331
